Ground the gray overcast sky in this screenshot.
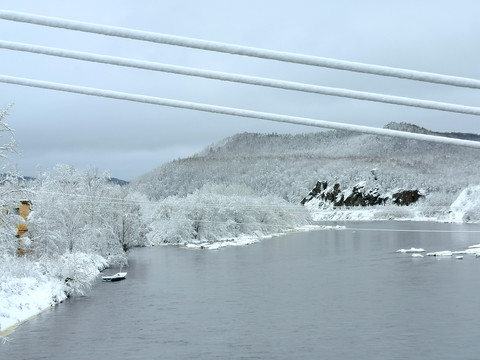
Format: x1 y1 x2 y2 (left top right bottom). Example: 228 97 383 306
1 0 479 180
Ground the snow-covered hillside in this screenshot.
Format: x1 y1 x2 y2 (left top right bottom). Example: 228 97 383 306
130 122 480 221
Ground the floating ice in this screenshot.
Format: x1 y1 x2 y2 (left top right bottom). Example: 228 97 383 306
426 251 453 257
396 248 426 253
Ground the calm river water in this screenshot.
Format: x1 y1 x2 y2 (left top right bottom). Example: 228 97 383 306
2 221 480 360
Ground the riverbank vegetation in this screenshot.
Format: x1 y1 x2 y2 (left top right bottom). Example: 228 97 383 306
148 184 311 245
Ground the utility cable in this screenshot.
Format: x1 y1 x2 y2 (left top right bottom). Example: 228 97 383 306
1 10 480 88
1 40 480 116
1 74 480 149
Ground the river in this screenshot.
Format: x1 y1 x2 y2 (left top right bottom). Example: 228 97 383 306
2 221 480 359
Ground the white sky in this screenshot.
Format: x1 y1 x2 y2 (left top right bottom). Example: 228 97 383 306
1 0 479 180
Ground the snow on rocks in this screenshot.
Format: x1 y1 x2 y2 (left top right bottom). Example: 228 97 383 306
411 253 424 258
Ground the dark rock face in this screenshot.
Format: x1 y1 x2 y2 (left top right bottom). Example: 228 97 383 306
343 183 389 207
301 181 424 207
392 189 423 206
301 181 336 205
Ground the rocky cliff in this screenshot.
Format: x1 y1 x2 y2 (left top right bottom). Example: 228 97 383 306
301 181 424 208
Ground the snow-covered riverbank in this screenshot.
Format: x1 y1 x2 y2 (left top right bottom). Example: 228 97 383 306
0 252 109 337
0 275 66 336
180 224 344 250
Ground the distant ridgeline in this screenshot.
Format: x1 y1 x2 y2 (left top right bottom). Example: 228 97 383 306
384 122 480 142
301 181 424 208
0 174 129 186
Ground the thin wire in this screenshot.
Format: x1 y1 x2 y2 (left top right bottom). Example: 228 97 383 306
1 10 480 88
1 74 480 149
2 40 480 116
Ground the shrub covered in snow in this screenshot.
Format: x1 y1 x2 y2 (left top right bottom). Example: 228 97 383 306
148 184 312 245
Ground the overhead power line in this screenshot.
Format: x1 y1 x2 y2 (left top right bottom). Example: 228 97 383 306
1 10 480 89
1 74 479 149
2 40 480 117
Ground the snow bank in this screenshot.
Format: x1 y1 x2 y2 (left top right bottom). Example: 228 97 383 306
0 274 66 335
448 185 480 223
309 205 435 222
0 252 109 337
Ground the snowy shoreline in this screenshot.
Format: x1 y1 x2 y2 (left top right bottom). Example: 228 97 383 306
179 224 345 250
309 207 479 224
1 305 55 337
0 275 67 337
0 252 108 338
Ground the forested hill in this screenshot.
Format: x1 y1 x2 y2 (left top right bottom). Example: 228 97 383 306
129 122 480 207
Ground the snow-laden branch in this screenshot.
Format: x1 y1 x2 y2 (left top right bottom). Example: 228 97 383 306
1 10 480 88
1 74 480 149
2 40 480 117
0 104 16 159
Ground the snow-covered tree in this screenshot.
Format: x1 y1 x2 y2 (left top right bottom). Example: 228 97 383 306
106 187 149 253
0 105 23 255
23 165 149 294
148 184 311 245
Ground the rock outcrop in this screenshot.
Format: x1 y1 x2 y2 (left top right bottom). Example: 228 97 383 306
301 181 424 208
392 189 423 206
